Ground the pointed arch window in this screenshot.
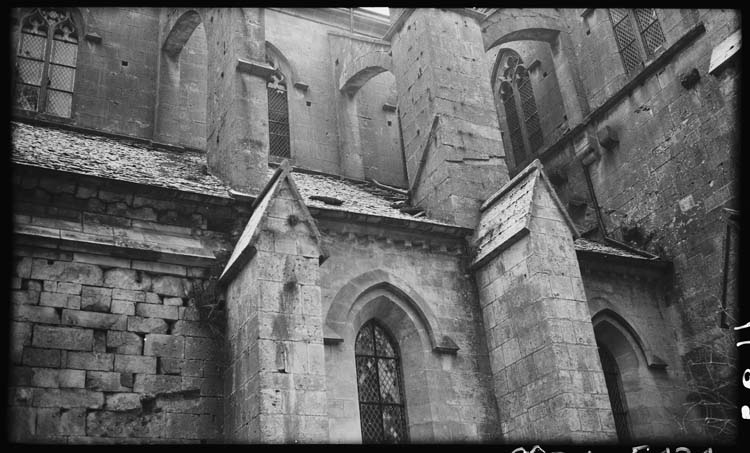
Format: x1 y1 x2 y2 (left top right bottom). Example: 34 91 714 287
598 343 632 442
355 320 408 443
495 50 543 166
13 8 79 118
267 60 291 159
608 9 666 75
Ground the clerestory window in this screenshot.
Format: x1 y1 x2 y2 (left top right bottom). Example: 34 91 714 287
13 8 79 118
608 9 666 75
355 320 408 443
495 50 543 166
267 63 291 159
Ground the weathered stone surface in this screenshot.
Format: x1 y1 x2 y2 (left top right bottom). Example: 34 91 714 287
39 291 81 309
12 304 60 324
113 288 146 302
164 412 221 439
172 320 212 337
86 410 165 438
86 371 132 392
7 406 36 441
127 316 169 334
114 354 157 374
11 289 38 305
144 334 185 358
106 331 144 355
152 275 188 297
32 388 104 408
136 302 179 320
32 325 93 351
31 259 103 286
81 286 113 312
105 392 143 411
133 374 182 394
30 367 86 388
103 268 152 291
62 309 127 330
66 351 115 371
37 406 86 436
184 337 222 360
22 347 61 368
111 299 136 315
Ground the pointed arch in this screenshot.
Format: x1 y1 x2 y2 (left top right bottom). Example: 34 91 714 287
324 269 458 353
162 10 203 57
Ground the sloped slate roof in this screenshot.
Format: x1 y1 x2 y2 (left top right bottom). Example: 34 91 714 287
11 121 231 198
573 237 655 260
11 121 456 227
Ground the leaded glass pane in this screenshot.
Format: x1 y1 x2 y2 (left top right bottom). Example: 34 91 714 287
17 59 44 86
356 356 380 402
19 33 47 60
360 403 384 443
48 64 75 91
500 82 525 164
377 358 401 403
45 89 72 118
355 320 408 443
382 405 407 443
356 324 374 355
374 325 396 358
15 84 40 111
609 9 643 74
52 40 78 66
634 9 665 57
267 85 291 158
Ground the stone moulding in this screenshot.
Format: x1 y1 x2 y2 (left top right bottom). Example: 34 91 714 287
472 159 580 270
324 269 459 354
236 58 275 79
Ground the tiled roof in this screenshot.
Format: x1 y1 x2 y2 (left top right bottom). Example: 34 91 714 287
11 121 457 227
574 237 655 260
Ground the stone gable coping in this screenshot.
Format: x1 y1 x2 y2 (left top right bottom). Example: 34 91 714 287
218 160 328 285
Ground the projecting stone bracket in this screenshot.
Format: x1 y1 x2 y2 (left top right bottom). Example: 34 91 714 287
236 58 275 79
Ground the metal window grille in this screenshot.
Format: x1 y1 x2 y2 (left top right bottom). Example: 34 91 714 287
267 83 291 158
13 8 77 118
609 9 666 75
355 320 408 444
609 9 643 75
500 82 526 165
516 66 544 153
633 9 665 57
496 50 544 166
599 344 631 443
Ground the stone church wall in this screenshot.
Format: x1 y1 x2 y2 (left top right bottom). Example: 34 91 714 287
9 167 237 443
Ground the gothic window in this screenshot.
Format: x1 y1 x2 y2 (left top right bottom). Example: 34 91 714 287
355 320 408 443
267 63 291 159
608 9 666 75
13 8 79 118
598 343 632 442
495 50 543 166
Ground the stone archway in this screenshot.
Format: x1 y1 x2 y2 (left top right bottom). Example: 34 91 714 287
323 271 458 443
